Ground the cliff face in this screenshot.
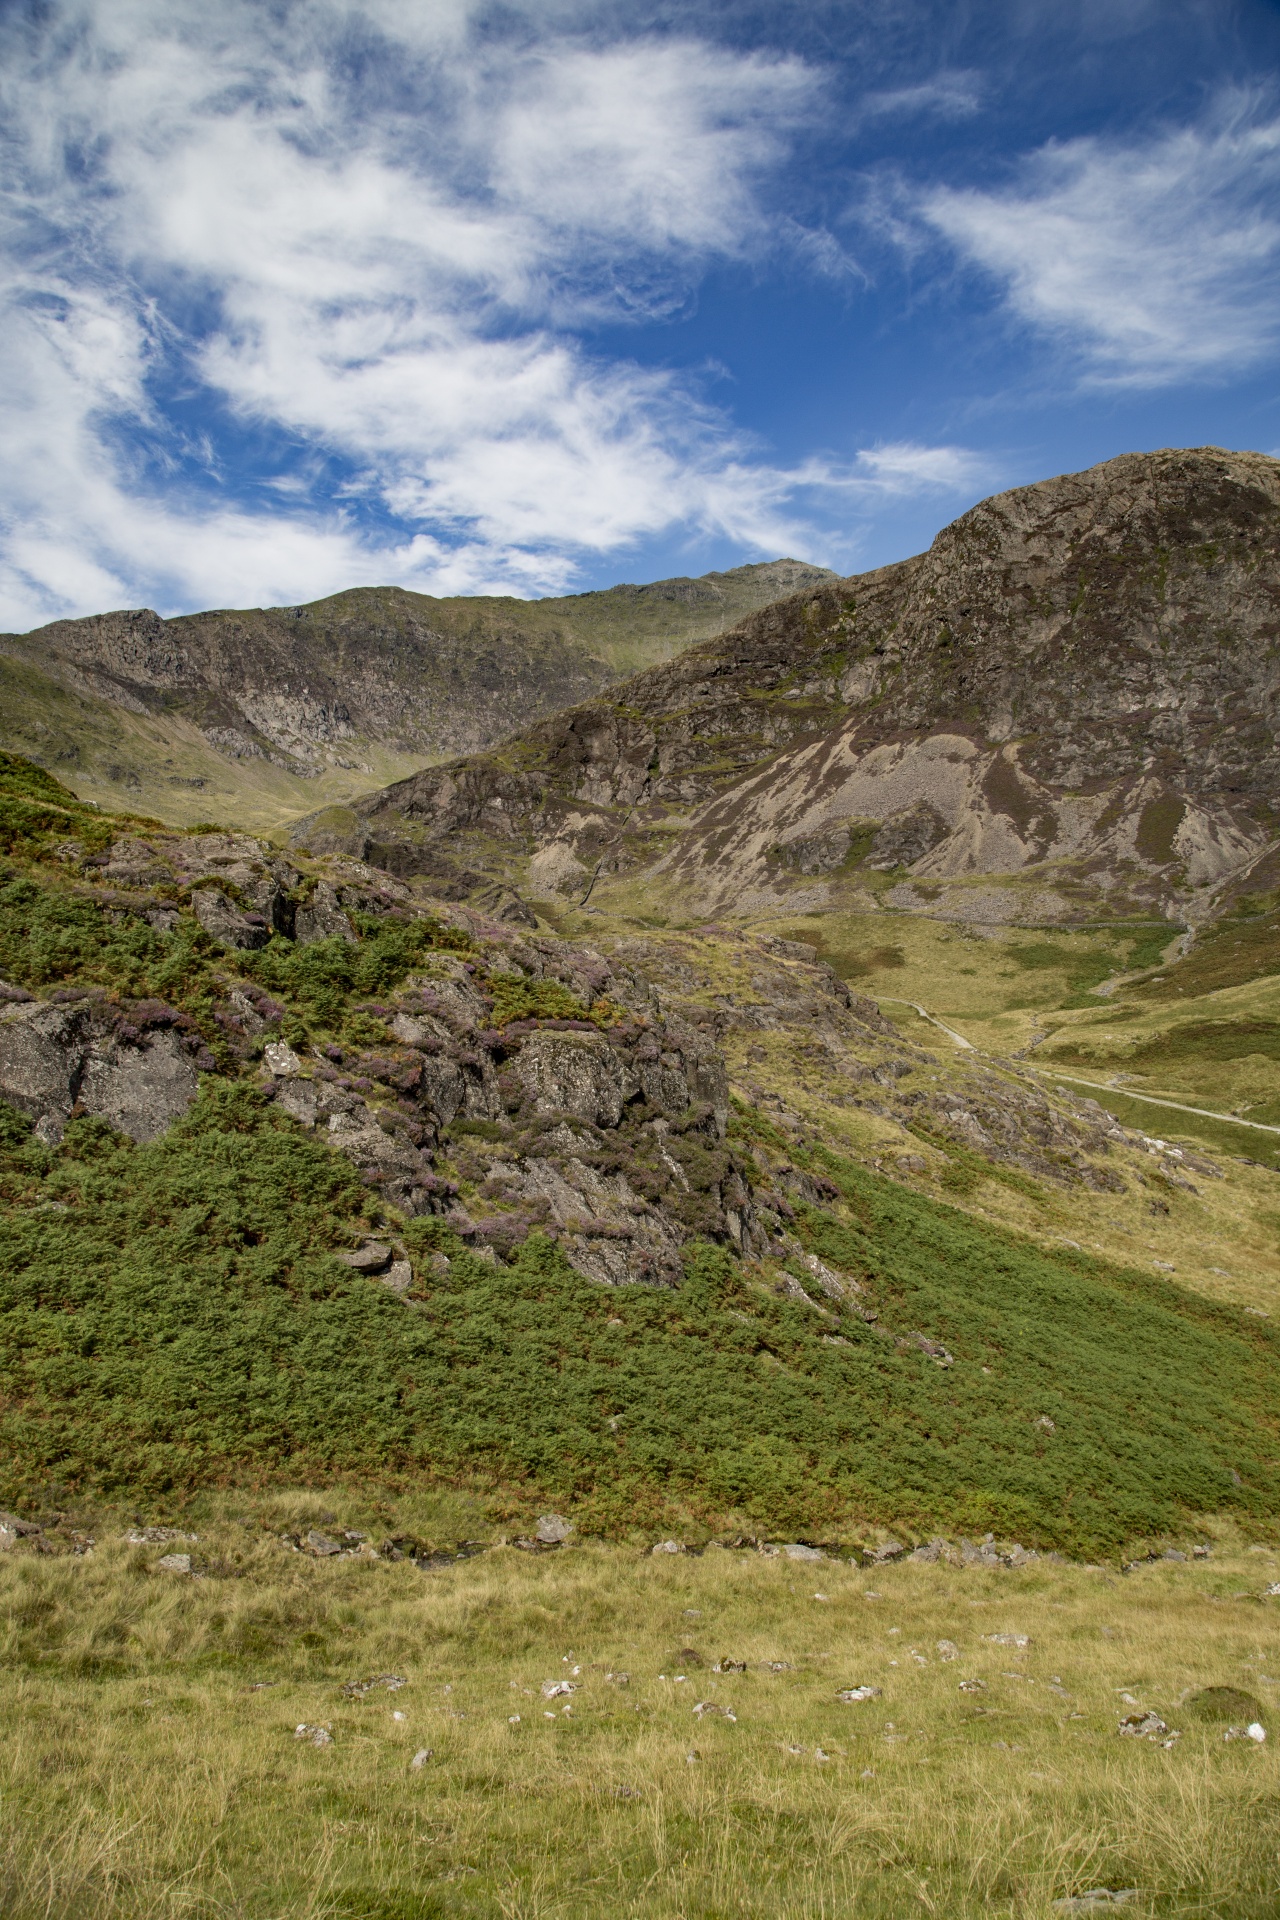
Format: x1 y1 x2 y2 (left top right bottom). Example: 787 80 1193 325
0 562 835 829
310 449 1280 925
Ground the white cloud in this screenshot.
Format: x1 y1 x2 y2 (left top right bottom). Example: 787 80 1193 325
920 96 1280 385
0 0 868 628
860 72 983 122
846 441 994 494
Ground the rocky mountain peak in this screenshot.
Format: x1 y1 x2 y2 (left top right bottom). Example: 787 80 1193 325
301 447 1280 930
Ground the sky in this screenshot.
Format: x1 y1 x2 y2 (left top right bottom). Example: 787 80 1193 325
2 0 1280 629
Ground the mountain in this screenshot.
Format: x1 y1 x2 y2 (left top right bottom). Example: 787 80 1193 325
0 559 835 832
299 448 1280 930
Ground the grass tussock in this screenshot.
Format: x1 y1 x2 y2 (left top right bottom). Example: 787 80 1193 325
2 1538 1280 1918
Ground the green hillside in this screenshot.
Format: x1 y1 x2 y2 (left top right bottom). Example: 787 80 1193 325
2 1085 1276 1553
1 753 1277 1554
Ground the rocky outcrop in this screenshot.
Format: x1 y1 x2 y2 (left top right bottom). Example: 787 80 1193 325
0 998 201 1143
313 448 1280 926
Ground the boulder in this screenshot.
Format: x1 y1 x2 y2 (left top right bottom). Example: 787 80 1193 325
324 1109 438 1214
515 1153 684 1287
294 881 356 946
274 1079 318 1127
513 1029 634 1127
334 1242 393 1273
191 888 271 950
79 1032 199 1143
0 1511 41 1550
0 1000 90 1129
0 1001 198 1143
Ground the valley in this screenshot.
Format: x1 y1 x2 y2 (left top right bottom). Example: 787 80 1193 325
5 448 1280 1918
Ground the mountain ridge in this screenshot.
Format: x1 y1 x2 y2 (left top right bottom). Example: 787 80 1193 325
0 558 835 831
296 447 1280 930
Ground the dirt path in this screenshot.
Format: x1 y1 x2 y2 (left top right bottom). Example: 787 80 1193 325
874 995 977 1051
876 990 1280 1139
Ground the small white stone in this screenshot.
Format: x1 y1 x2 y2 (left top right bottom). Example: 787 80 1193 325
265 1040 303 1077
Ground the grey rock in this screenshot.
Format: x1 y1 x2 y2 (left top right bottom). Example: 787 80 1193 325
0 1000 88 1130
342 1673 408 1697
1117 1710 1168 1738
381 1260 413 1294
324 1109 438 1214
334 1242 393 1273
908 1538 948 1563
692 1700 736 1721
390 1010 451 1048
782 1543 825 1563
415 1052 469 1127
80 1031 200 1143
305 1530 344 1556
513 1029 634 1127
264 1040 303 1076
0 1510 41 1549
274 1079 317 1127
0 1001 199 1144
535 1514 573 1544
1053 1893 1138 1913
651 1540 685 1554
872 1540 905 1564
295 1723 334 1747
513 1154 685 1287
191 887 271 949
474 884 539 927
157 1553 192 1574
294 881 356 946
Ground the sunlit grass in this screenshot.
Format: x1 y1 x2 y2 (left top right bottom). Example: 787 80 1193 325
3 1531 1280 1917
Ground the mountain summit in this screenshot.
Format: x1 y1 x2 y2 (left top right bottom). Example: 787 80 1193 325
299 448 1280 927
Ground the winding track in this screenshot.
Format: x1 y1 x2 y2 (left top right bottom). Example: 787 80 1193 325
872 995 1280 1141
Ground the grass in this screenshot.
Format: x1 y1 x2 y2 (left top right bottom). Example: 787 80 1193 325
0 654 426 834
3 1535 1280 1918
4 1083 1280 1553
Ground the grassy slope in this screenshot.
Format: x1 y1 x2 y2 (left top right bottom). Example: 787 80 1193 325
2 752 1280 1554
4 1088 1279 1551
0 652 426 833
4 1536 1280 1920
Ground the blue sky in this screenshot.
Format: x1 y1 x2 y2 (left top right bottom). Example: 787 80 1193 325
2 0 1280 627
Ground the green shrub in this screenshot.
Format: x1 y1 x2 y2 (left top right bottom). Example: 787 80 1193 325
2 1091 1277 1551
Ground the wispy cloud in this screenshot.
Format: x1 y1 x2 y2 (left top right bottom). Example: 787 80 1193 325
860 72 983 122
846 441 994 493
0 1 872 627
919 94 1280 386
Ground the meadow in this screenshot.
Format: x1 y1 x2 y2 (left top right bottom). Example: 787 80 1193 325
3 1528 1280 1918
